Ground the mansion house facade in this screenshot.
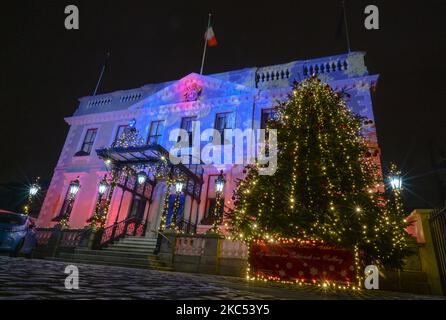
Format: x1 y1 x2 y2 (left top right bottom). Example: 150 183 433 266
36 51 380 237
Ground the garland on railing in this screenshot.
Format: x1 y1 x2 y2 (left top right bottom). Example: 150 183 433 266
89 169 119 231
59 217 70 229
211 192 223 233
159 178 173 231
170 192 182 232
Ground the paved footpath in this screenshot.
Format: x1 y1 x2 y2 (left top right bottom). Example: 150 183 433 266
0 256 443 300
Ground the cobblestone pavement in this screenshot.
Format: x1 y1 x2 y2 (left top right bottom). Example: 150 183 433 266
0 256 444 300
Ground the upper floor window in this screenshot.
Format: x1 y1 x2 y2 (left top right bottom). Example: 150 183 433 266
180 116 197 147
214 112 234 144
113 125 128 145
77 128 97 156
147 120 164 145
260 108 277 129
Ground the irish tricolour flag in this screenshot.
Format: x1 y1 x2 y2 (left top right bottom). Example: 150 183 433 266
205 25 218 47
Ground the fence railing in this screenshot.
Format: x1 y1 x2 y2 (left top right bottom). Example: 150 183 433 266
36 228 88 249
35 228 53 246
429 206 446 294
175 236 205 256
100 217 146 247
220 239 249 259
177 219 197 234
173 235 248 259
34 217 146 256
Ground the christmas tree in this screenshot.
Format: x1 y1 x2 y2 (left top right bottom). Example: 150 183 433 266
229 76 411 269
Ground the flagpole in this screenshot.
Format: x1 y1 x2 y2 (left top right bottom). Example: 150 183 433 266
200 14 212 75
93 52 110 96
342 0 351 53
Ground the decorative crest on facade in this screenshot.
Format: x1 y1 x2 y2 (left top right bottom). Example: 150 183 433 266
183 82 202 102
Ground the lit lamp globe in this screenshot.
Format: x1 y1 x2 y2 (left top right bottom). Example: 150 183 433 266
389 175 402 191
215 171 225 193
29 184 39 197
69 178 80 196
98 178 108 195
175 180 185 193
137 171 147 185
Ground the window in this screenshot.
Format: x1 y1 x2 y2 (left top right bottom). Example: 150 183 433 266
79 128 97 155
214 112 234 144
260 108 277 129
180 116 197 147
113 125 128 145
147 120 164 145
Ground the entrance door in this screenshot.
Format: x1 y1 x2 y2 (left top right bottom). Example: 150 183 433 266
128 195 147 221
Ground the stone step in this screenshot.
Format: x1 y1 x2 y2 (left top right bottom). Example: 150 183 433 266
58 252 165 267
106 244 156 252
118 239 158 246
121 236 158 242
74 248 158 259
47 257 172 271
110 242 156 248
380 271 431 295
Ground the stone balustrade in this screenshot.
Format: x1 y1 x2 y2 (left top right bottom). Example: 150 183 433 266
159 232 248 277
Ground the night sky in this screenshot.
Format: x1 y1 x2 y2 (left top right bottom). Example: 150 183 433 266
1 0 445 211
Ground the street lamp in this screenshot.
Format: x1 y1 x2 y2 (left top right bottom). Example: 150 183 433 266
29 184 39 197
389 175 402 191
170 178 185 231
215 171 226 193
175 180 185 193
212 170 226 233
137 171 147 185
68 178 80 198
24 177 41 215
98 175 108 195
60 177 80 228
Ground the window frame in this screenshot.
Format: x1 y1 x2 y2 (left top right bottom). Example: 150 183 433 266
113 124 129 145
214 112 234 144
180 116 197 147
260 108 277 130
80 128 98 155
147 120 164 145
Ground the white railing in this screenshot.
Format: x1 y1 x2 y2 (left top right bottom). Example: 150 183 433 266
175 236 205 256
303 58 349 76
86 97 113 108
220 239 249 259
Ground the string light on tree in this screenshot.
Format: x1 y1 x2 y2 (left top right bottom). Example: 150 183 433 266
228 76 411 274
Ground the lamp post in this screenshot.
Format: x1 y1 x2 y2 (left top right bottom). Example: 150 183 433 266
89 175 109 229
171 179 185 231
388 163 403 192
29 183 39 197
388 163 405 217
98 175 109 195
25 177 41 215
389 175 402 192
60 177 80 228
212 170 226 233
137 171 147 185
68 178 81 198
